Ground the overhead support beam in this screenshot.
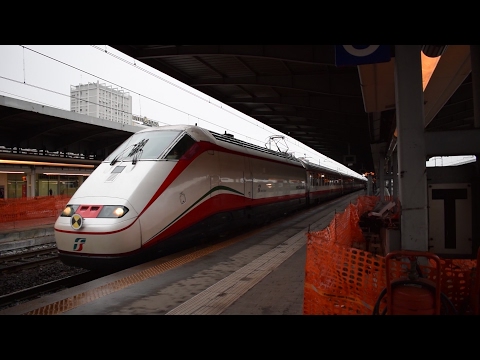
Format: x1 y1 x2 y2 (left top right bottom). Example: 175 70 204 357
190 73 362 97
225 95 366 114
357 60 396 113
111 45 337 64
425 128 480 157
250 108 365 122
424 45 472 127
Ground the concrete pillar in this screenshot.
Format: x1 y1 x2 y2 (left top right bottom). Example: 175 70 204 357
367 174 373 195
30 167 36 197
394 45 429 251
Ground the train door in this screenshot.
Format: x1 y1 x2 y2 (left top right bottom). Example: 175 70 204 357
306 171 312 206
244 156 253 200
209 149 220 198
217 151 246 203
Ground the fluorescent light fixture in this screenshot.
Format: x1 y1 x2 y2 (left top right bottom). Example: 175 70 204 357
0 170 25 173
0 159 94 168
43 173 90 176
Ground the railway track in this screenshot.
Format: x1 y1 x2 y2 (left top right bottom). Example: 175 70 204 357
0 269 113 310
0 247 59 273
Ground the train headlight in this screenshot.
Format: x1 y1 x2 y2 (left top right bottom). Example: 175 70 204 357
98 205 129 218
60 205 79 217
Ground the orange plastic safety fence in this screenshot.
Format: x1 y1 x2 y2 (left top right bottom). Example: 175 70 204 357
304 196 385 315
355 195 378 217
303 195 478 315
0 195 70 230
304 241 386 315
422 258 477 312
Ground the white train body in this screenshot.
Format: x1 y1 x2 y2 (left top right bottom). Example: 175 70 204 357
54 124 365 270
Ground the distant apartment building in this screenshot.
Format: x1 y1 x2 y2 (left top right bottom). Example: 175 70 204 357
70 81 133 125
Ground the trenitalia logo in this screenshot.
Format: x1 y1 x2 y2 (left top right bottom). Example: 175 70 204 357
73 237 86 251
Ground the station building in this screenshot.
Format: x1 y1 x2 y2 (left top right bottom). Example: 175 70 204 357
0 93 155 199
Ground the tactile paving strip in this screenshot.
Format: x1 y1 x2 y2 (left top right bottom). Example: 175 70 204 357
165 230 306 315
23 236 245 315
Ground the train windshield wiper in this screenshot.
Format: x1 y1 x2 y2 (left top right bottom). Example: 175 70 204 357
110 139 149 166
127 139 148 157
130 139 148 165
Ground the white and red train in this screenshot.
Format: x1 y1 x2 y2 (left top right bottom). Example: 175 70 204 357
54 124 366 270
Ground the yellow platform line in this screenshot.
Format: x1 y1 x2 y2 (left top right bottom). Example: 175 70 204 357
23 237 244 315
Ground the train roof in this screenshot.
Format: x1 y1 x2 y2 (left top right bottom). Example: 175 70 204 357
299 158 367 181
137 124 303 165
299 159 339 174
208 130 300 163
133 124 366 180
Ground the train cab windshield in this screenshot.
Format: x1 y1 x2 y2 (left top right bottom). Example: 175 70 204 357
105 130 195 164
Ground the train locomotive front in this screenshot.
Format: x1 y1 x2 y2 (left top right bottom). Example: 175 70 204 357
54 125 204 269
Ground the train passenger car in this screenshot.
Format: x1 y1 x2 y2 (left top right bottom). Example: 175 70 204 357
300 160 365 205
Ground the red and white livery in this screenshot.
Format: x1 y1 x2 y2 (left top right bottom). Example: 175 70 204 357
54 124 365 270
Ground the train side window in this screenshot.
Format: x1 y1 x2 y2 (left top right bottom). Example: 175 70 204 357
166 135 196 159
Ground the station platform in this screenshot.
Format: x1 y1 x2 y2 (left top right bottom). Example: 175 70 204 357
0 193 362 315
0 223 55 252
